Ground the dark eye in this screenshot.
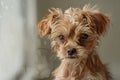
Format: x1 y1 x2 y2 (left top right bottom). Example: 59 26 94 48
78 33 88 45
58 35 64 40
80 33 88 40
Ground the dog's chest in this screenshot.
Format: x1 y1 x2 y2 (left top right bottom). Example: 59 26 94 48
54 60 86 80
66 76 76 80
62 66 81 80
54 65 81 80
66 74 80 80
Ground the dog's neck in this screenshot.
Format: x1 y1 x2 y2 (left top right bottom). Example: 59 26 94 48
54 59 82 80
53 54 88 80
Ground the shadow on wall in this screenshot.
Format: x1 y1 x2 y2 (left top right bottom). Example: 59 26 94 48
36 0 61 80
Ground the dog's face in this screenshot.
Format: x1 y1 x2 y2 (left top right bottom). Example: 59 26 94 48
38 5 110 60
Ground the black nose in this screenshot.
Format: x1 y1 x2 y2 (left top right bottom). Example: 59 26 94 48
67 48 76 56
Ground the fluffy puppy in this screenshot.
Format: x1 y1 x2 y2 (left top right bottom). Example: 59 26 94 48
37 5 112 80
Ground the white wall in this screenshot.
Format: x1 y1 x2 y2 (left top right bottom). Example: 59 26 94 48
0 0 24 80
0 0 50 80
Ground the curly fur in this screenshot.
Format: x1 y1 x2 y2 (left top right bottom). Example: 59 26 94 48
37 5 112 80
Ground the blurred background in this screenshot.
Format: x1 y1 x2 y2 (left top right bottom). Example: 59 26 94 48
0 0 120 80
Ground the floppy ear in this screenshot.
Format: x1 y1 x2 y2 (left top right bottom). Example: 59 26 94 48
37 8 62 37
82 5 110 36
90 12 110 36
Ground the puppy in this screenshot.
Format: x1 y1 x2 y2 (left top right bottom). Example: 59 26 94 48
37 5 112 80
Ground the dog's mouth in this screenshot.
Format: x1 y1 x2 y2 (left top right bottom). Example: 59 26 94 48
67 55 78 59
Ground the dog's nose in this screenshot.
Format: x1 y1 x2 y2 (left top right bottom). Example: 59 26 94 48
67 48 76 56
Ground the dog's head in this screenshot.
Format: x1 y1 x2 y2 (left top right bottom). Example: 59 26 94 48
38 5 110 60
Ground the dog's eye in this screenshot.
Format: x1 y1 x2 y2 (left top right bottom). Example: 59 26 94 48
80 33 88 40
58 35 64 40
79 33 88 42
78 33 88 45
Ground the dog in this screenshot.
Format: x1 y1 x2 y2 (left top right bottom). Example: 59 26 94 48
37 5 112 80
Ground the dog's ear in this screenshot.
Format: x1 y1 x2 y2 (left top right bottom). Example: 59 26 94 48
90 12 110 36
82 5 110 36
37 8 62 37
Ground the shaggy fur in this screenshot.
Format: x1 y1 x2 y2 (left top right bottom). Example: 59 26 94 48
37 5 112 80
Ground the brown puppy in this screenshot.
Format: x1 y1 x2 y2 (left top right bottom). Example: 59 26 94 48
37 5 112 80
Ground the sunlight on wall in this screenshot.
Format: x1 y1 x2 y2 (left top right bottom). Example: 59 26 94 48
0 0 51 80
0 0 24 80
